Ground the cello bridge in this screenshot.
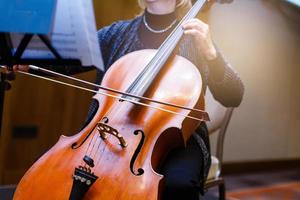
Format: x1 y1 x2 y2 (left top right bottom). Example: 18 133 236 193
97 122 128 148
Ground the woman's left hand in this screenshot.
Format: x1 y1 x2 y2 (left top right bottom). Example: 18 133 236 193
182 18 217 61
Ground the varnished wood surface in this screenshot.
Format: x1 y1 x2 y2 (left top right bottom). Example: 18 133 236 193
13 50 203 199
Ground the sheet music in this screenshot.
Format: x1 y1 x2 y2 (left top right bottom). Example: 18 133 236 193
11 0 104 71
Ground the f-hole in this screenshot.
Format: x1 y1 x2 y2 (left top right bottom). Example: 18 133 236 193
130 130 145 176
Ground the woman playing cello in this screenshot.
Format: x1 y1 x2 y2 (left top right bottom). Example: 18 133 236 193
12 0 244 199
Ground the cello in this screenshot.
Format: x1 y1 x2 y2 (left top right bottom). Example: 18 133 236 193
13 0 211 199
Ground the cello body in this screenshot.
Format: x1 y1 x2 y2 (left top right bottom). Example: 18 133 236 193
13 49 204 200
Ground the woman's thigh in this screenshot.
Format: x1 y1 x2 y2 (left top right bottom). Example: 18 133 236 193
160 136 204 200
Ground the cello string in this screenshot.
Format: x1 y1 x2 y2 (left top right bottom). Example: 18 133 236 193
123 19 183 96
92 132 103 166
90 30 190 164
88 102 129 162
128 31 183 98
88 129 101 158
90 0 205 170
91 7 203 167
121 0 197 102
85 128 99 158
92 1 208 166
89 32 197 165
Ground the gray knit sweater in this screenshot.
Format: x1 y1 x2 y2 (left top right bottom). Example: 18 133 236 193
96 16 244 107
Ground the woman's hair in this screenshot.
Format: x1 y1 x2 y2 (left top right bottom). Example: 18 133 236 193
137 0 192 18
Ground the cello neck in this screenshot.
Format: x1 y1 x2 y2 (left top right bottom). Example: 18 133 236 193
124 0 207 99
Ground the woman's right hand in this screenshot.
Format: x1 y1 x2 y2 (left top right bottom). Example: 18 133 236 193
1 65 29 73
12 65 30 72
1 65 29 82
0 65 29 89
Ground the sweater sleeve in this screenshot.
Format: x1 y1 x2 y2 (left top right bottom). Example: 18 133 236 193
206 48 244 107
97 25 113 70
96 21 128 83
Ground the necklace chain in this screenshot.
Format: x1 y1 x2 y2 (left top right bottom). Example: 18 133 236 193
143 15 177 34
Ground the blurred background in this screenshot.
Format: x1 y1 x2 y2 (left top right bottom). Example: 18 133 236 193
0 0 299 199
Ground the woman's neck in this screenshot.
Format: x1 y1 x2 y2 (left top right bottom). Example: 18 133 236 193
145 0 176 15
144 9 176 27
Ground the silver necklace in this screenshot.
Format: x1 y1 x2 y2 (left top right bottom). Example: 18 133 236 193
143 15 177 34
